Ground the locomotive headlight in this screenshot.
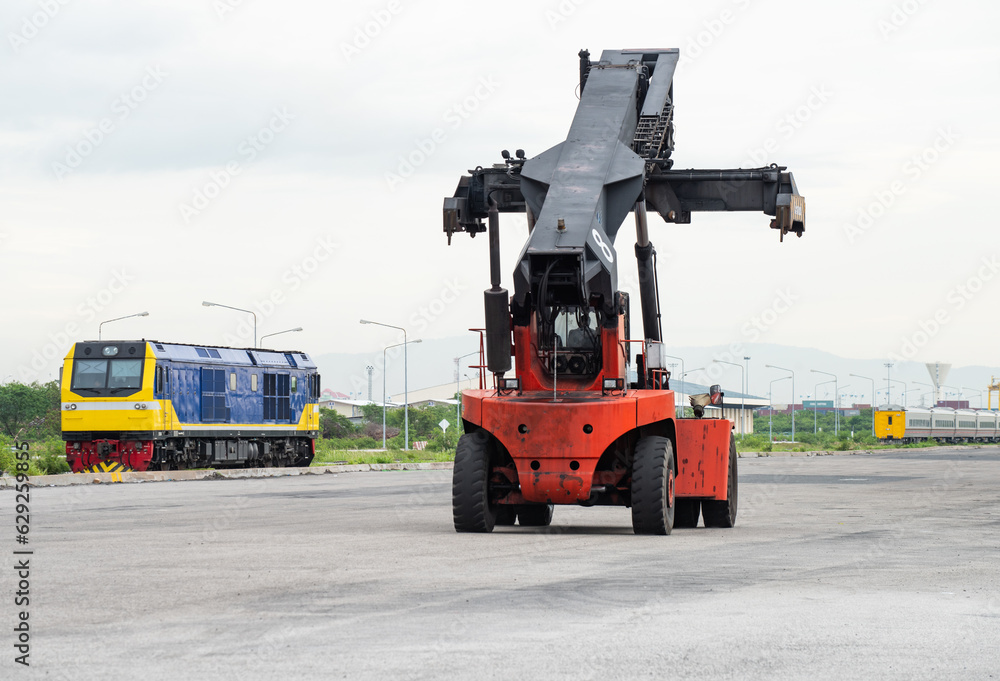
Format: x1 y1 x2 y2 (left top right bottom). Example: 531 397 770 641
102 346 119 356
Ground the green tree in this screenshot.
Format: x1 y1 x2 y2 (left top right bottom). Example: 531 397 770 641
0 382 51 438
319 408 357 439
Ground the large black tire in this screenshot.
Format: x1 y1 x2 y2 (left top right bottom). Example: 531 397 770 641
673 499 701 528
631 436 675 535
495 506 517 526
517 503 554 527
702 432 738 528
453 432 497 533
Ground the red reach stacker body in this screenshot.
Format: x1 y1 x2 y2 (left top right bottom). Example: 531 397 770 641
443 48 804 534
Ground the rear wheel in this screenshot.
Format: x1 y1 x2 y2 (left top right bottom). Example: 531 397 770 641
703 432 738 528
517 504 554 527
495 506 517 526
673 499 701 528
631 436 675 535
453 431 497 533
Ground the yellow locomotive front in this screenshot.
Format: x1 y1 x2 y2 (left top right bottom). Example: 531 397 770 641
61 341 161 472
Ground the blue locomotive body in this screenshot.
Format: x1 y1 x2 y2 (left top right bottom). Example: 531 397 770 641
61 340 321 471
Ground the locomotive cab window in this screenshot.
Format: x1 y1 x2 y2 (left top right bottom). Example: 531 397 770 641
887 416 893 425
291 376 297 393
230 372 237 391
109 359 143 389
72 358 144 394
251 374 258 392
72 359 108 390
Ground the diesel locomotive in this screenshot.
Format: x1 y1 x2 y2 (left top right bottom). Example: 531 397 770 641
61 340 320 472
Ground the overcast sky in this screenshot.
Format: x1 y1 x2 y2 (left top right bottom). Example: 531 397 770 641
1 0 998 387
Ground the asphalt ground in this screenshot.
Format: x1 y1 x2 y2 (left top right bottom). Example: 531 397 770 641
2 446 998 680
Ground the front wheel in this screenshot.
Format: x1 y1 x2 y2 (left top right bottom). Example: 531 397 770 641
517 504 554 527
631 436 675 535
673 499 701 528
702 432 738 528
453 431 498 533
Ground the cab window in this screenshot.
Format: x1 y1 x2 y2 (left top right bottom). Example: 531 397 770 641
72 360 108 390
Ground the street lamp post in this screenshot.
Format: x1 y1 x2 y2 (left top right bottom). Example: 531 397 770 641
203 301 256 348
941 385 963 407
766 365 795 442
663 353 685 417
455 350 481 427
810 369 839 434
911 381 934 408
258 327 303 349
98 311 149 340
850 373 876 436
380 338 422 450
769 376 789 442
814 379 834 433
966 389 983 409
362 319 413 450
838 385 852 429
714 359 745 435
884 362 894 403
886 378 907 407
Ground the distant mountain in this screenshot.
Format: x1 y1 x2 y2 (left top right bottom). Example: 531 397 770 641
315 337 999 408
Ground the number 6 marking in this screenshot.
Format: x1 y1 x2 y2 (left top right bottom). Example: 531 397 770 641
592 229 614 263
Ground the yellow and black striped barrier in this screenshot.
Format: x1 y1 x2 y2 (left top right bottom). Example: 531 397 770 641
80 461 131 481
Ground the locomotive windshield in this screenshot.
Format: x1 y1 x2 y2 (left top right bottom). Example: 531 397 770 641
72 358 143 391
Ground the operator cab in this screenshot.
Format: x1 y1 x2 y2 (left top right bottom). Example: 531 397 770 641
537 305 601 378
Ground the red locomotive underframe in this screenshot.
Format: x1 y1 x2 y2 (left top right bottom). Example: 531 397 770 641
65 440 154 472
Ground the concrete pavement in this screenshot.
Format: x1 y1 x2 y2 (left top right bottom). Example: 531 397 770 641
1 446 997 680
